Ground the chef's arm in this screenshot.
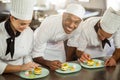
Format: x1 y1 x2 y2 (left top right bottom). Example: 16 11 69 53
33 57 61 70
33 57 51 67
4 65 22 73
112 29 120 62
0 60 22 74
112 48 120 62
76 50 84 58
1 61 39 74
4 61 39 74
76 50 91 62
66 46 77 61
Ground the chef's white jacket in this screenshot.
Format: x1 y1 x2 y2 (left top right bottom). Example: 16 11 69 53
32 14 79 62
68 17 120 58
0 22 33 74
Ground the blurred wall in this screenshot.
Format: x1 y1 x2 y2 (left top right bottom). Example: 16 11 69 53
67 0 107 15
0 2 11 12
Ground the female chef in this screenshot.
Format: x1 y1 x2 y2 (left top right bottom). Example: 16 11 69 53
0 0 39 74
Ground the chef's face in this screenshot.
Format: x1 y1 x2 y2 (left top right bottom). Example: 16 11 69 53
10 16 31 32
97 23 112 40
62 12 81 34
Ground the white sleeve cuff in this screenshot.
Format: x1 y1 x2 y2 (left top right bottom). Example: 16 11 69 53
23 55 33 64
31 51 44 58
114 29 120 48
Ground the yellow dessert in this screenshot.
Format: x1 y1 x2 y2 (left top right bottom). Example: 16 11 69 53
61 63 69 71
96 61 101 66
34 67 42 74
87 59 95 66
69 66 75 71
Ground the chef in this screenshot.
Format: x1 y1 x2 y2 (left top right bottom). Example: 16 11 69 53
67 7 120 66
32 4 85 70
0 0 39 74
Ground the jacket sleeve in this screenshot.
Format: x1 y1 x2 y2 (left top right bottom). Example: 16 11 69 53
31 17 53 58
77 29 88 51
112 48 120 62
112 29 120 61
0 60 7 74
23 29 33 63
114 28 120 48
23 55 32 64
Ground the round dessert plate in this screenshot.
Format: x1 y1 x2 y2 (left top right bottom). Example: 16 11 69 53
80 59 104 69
56 63 81 74
19 67 49 79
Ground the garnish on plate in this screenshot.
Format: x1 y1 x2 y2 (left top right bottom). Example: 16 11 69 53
34 67 42 75
61 63 69 71
61 63 76 71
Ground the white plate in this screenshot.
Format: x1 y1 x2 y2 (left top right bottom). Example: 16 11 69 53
55 63 81 74
19 67 49 79
80 59 104 69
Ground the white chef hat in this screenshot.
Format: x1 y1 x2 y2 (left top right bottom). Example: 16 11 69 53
10 0 35 20
100 7 120 34
65 3 85 19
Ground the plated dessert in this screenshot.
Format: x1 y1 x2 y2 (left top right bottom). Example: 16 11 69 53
61 63 75 71
34 67 42 74
19 67 49 79
55 62 81 74
87 59 101 66
24 67 42 77
80 59 104 68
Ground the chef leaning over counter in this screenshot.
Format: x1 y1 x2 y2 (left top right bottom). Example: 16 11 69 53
68 7 120 66
32 3 85 70
0 0 39 74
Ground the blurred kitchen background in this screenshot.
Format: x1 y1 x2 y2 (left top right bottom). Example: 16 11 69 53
0 0 120 30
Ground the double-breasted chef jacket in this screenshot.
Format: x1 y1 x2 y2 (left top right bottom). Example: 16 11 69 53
0 21 33 74
68 17 120 58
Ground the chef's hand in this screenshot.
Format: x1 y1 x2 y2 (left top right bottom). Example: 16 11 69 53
48 60 62 70
20 62 39 71
105 57 117 66
78 53 91 63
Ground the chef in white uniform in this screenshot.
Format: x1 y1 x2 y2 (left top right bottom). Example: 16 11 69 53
32 4 85 70
67 7 120 66
0 0 39 74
